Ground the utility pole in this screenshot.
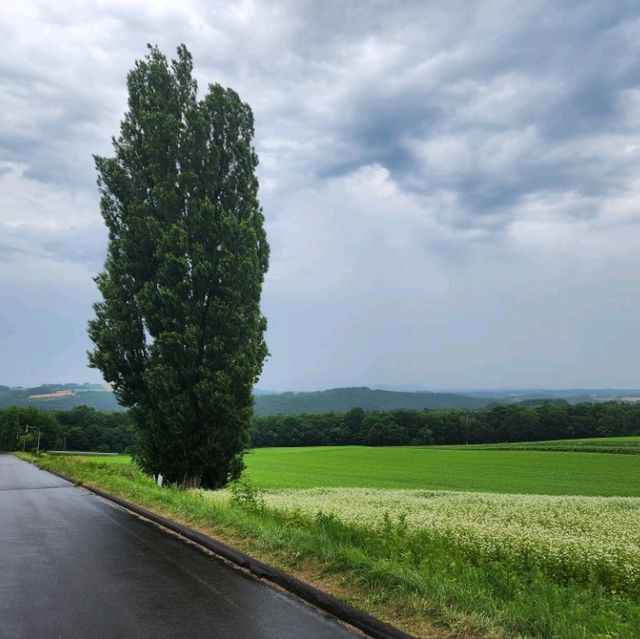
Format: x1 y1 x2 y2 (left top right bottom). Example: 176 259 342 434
21 424 41 456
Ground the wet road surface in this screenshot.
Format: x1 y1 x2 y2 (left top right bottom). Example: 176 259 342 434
0 454 359 638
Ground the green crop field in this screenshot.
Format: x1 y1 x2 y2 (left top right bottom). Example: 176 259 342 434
444 435 640 455
83 454 131 464
243 445 640 496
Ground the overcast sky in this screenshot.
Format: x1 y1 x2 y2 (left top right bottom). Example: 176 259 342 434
2 1 640 390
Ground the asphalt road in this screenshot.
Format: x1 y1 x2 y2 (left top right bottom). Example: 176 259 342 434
0 454 359 639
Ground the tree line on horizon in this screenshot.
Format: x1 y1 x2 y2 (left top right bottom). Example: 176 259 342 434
2 401 640 455
250 401 640 447
0 406 132 454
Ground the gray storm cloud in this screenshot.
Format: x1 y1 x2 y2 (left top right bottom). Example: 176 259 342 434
1 0 640 389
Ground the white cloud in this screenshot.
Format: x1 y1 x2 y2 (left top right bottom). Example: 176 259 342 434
0 162 104 266
3 0 640 388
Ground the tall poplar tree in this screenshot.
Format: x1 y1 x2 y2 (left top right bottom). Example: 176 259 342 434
89 45 269 489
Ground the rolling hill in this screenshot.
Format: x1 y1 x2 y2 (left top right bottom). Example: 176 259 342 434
0 384 492 414
4 383 639 415
253 387 493 415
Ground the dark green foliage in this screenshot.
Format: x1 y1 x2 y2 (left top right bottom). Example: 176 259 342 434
0 408 60 452
0 406 133 453
250 401 640 448
56 406 134 452
88 45 269 488
5 402 639 454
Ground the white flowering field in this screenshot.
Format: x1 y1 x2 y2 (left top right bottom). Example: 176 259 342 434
238 487 640 595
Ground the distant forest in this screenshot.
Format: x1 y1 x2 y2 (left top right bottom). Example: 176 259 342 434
250 402 640 447
1 402 640 454
0 406 133 453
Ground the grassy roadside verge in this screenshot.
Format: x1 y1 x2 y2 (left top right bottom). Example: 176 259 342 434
18 453 640 639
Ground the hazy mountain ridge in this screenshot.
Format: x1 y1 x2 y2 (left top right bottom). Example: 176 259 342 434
1 383 639 415
0 384 125 412
0 384 490 414
253 387 493 415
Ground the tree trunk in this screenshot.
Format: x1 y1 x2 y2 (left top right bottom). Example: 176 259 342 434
180 473 202 490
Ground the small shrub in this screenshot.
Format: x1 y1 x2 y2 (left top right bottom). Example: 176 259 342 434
229 477 265 511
